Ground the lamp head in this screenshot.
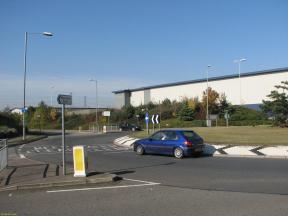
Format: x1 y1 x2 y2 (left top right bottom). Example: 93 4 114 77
43 32 53 37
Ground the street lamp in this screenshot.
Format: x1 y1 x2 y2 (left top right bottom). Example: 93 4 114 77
234 58 246 105
23 31 53 141
206 65 212 127
50 86 55 106
89 78 98 129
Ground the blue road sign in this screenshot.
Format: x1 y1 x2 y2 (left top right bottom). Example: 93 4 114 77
145 112 149 124
22 107 28 113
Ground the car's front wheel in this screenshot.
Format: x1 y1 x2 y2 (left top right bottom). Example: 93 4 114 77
136 145 145 155
174 147 184 159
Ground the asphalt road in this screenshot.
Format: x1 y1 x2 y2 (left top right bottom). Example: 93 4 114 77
1 132 288 216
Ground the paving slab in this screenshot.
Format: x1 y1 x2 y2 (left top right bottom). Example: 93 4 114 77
0 148 118 191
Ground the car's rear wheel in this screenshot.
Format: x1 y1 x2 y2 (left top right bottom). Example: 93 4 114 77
136 145 144 155
174 147 184 159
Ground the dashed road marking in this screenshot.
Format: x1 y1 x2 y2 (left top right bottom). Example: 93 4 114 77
18 144 130 156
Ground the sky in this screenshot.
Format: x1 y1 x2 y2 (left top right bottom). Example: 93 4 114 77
1 0 288 109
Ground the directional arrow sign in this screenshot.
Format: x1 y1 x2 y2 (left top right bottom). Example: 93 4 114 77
151 115 155 124
57 94 72 105
155 114 159 124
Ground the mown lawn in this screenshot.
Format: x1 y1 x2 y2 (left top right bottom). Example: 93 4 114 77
131 126 288 146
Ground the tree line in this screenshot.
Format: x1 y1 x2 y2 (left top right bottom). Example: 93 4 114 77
0 80 288 138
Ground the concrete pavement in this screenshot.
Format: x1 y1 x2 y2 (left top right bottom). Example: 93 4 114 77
0 147 118 191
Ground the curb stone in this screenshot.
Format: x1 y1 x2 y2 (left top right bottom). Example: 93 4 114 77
114 136 288 158
0 173 118 192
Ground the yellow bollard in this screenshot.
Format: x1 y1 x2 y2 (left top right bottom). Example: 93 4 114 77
73 146 87 177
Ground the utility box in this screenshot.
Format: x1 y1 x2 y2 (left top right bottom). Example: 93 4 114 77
73 146 87 177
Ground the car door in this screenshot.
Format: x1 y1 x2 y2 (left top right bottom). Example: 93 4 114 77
160 131 179 155
145 131 166 154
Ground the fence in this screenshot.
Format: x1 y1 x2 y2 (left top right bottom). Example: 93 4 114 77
103 125 119 133
88 124 120 133
0 139 7 172
88 124 101 133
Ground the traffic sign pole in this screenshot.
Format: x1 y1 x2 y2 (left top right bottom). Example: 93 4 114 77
145 112 149 135
151 115 155 133
62 104 66 176
57 94 72 176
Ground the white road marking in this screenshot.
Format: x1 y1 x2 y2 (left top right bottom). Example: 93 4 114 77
19 154 26 159
224 146 258 156
102 151 132 154
259 146 288 157
46 178 160 193
43 147 51 152
124 178 160 185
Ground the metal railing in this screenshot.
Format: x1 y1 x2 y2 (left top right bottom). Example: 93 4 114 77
103 125 119 133
0 139 8 172
88 124 120 133
88 124 101 133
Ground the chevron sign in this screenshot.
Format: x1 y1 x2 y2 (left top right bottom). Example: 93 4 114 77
151 114 160 124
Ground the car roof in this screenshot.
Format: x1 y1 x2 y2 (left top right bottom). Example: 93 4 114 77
157 129 194 132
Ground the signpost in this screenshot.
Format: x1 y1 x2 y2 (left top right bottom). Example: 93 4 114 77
21 107 28 113
210 114 218 127
151 114 160 132
102 111 111 125
145 112 149 134
57 94 72 176
224 111 230 127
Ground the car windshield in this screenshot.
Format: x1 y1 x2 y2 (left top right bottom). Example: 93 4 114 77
181 131 202 141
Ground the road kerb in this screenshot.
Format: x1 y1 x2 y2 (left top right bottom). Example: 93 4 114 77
0 173 118 192
114 136 288 159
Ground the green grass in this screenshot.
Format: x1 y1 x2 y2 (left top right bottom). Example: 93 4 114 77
132 126 288 146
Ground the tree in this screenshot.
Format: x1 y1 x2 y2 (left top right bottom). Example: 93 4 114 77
159 98 173 120
28 101 51 129
178 102 195 121
50 108 58 121
261 81 288 126
218 94 232 118
162 98 172 107
202 87 220 115
122 105 135 120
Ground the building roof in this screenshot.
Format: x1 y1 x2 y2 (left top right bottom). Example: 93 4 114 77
112 67 288 94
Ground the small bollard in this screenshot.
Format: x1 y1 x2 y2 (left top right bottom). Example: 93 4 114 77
73 146 87 177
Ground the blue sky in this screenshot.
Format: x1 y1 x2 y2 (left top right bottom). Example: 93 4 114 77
1 0 288 109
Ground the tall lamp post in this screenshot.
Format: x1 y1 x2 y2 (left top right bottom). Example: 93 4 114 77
234 58 246 105
89 79 98 129
23 32 53 141
50 85 55 107
206 65 212 127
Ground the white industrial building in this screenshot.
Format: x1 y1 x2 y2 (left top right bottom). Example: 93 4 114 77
113 67 288 109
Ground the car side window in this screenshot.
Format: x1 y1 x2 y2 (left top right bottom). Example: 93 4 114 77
151 132 165 140
164 131 178 140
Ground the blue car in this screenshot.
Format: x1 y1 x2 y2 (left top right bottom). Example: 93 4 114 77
133 129 204 159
